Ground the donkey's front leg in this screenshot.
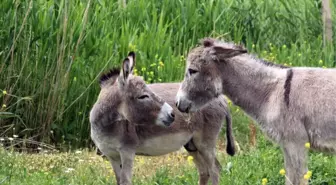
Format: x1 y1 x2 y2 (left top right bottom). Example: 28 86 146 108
119 148 136 185
107 155 122 185
283 142 308 185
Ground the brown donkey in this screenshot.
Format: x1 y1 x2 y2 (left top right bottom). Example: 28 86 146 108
89 52 235 185
176 38 336 185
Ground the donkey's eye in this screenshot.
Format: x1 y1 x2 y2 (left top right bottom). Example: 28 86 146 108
188 68 198 75
138 95 149 99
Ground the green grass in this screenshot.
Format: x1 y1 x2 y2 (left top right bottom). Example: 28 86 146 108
0 0 335 148
0 137 335 185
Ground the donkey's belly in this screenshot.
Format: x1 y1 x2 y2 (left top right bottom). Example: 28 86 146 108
136 132 193 156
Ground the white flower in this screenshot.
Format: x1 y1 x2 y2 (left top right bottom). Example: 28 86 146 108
37 147 42 150
0 138 4 141
13 135 18 138
65 168 75 173
8 137 13 141
75 150 82 154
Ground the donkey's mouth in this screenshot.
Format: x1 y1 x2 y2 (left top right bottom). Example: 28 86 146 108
162 120 173 127
161 113 174 126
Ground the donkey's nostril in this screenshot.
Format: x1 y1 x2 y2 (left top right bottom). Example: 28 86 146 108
185 106 190 113
170 112 175 118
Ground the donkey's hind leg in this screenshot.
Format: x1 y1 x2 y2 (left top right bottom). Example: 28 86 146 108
184 139 210 185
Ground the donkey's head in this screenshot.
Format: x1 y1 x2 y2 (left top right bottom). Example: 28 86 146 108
101 52 175 126
176 38 247 113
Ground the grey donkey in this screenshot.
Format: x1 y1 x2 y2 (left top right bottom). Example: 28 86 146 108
89 51 235 185
176 38 336 185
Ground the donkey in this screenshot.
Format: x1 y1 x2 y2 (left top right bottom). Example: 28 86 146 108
175 38 336 185
89 51 235 185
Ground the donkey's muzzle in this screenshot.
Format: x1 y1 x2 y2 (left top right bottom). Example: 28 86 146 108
156 102 175 127
176 99 192 113
163 113 175 126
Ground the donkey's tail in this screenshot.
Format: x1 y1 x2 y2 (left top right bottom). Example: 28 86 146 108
225 113 235 156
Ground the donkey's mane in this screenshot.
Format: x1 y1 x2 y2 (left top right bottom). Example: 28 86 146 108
99 68 120 85
250 55 289 69
200 38 289 69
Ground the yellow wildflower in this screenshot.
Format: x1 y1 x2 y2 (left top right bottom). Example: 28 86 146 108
318 60 323 64
304 170 312 180
159 61 164 67
187 155 194 165
262 178 268 185
305 142 310 149
2 90 7 95
304 174 310 180
139 158 145 164
2 104 6 108
279 169 286 176
282 45 287 49
133 68 138 76
128 43 137 51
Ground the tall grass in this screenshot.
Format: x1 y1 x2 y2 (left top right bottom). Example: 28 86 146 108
0 0 335 149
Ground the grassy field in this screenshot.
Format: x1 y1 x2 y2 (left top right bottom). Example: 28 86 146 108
1 0 336 184
1 137 336 185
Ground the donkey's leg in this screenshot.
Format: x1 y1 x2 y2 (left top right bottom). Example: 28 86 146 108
214 157 222 173
198 147 220 185
108 155 122 185
119 148 135 185
196 123 222 185
184 140 210 185
192 133 220 185
283 142 308 185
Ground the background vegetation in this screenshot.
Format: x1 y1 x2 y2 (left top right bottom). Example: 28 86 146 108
1 0 335 150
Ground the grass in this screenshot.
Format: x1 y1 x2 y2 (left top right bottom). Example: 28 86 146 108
0 136 335 185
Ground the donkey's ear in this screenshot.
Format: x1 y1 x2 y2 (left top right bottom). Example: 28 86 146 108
213 45 247 58
201 38 216 47
121 58 131 81
127 51 136 73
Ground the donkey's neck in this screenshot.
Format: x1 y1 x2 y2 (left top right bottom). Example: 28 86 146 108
219 55 287 120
